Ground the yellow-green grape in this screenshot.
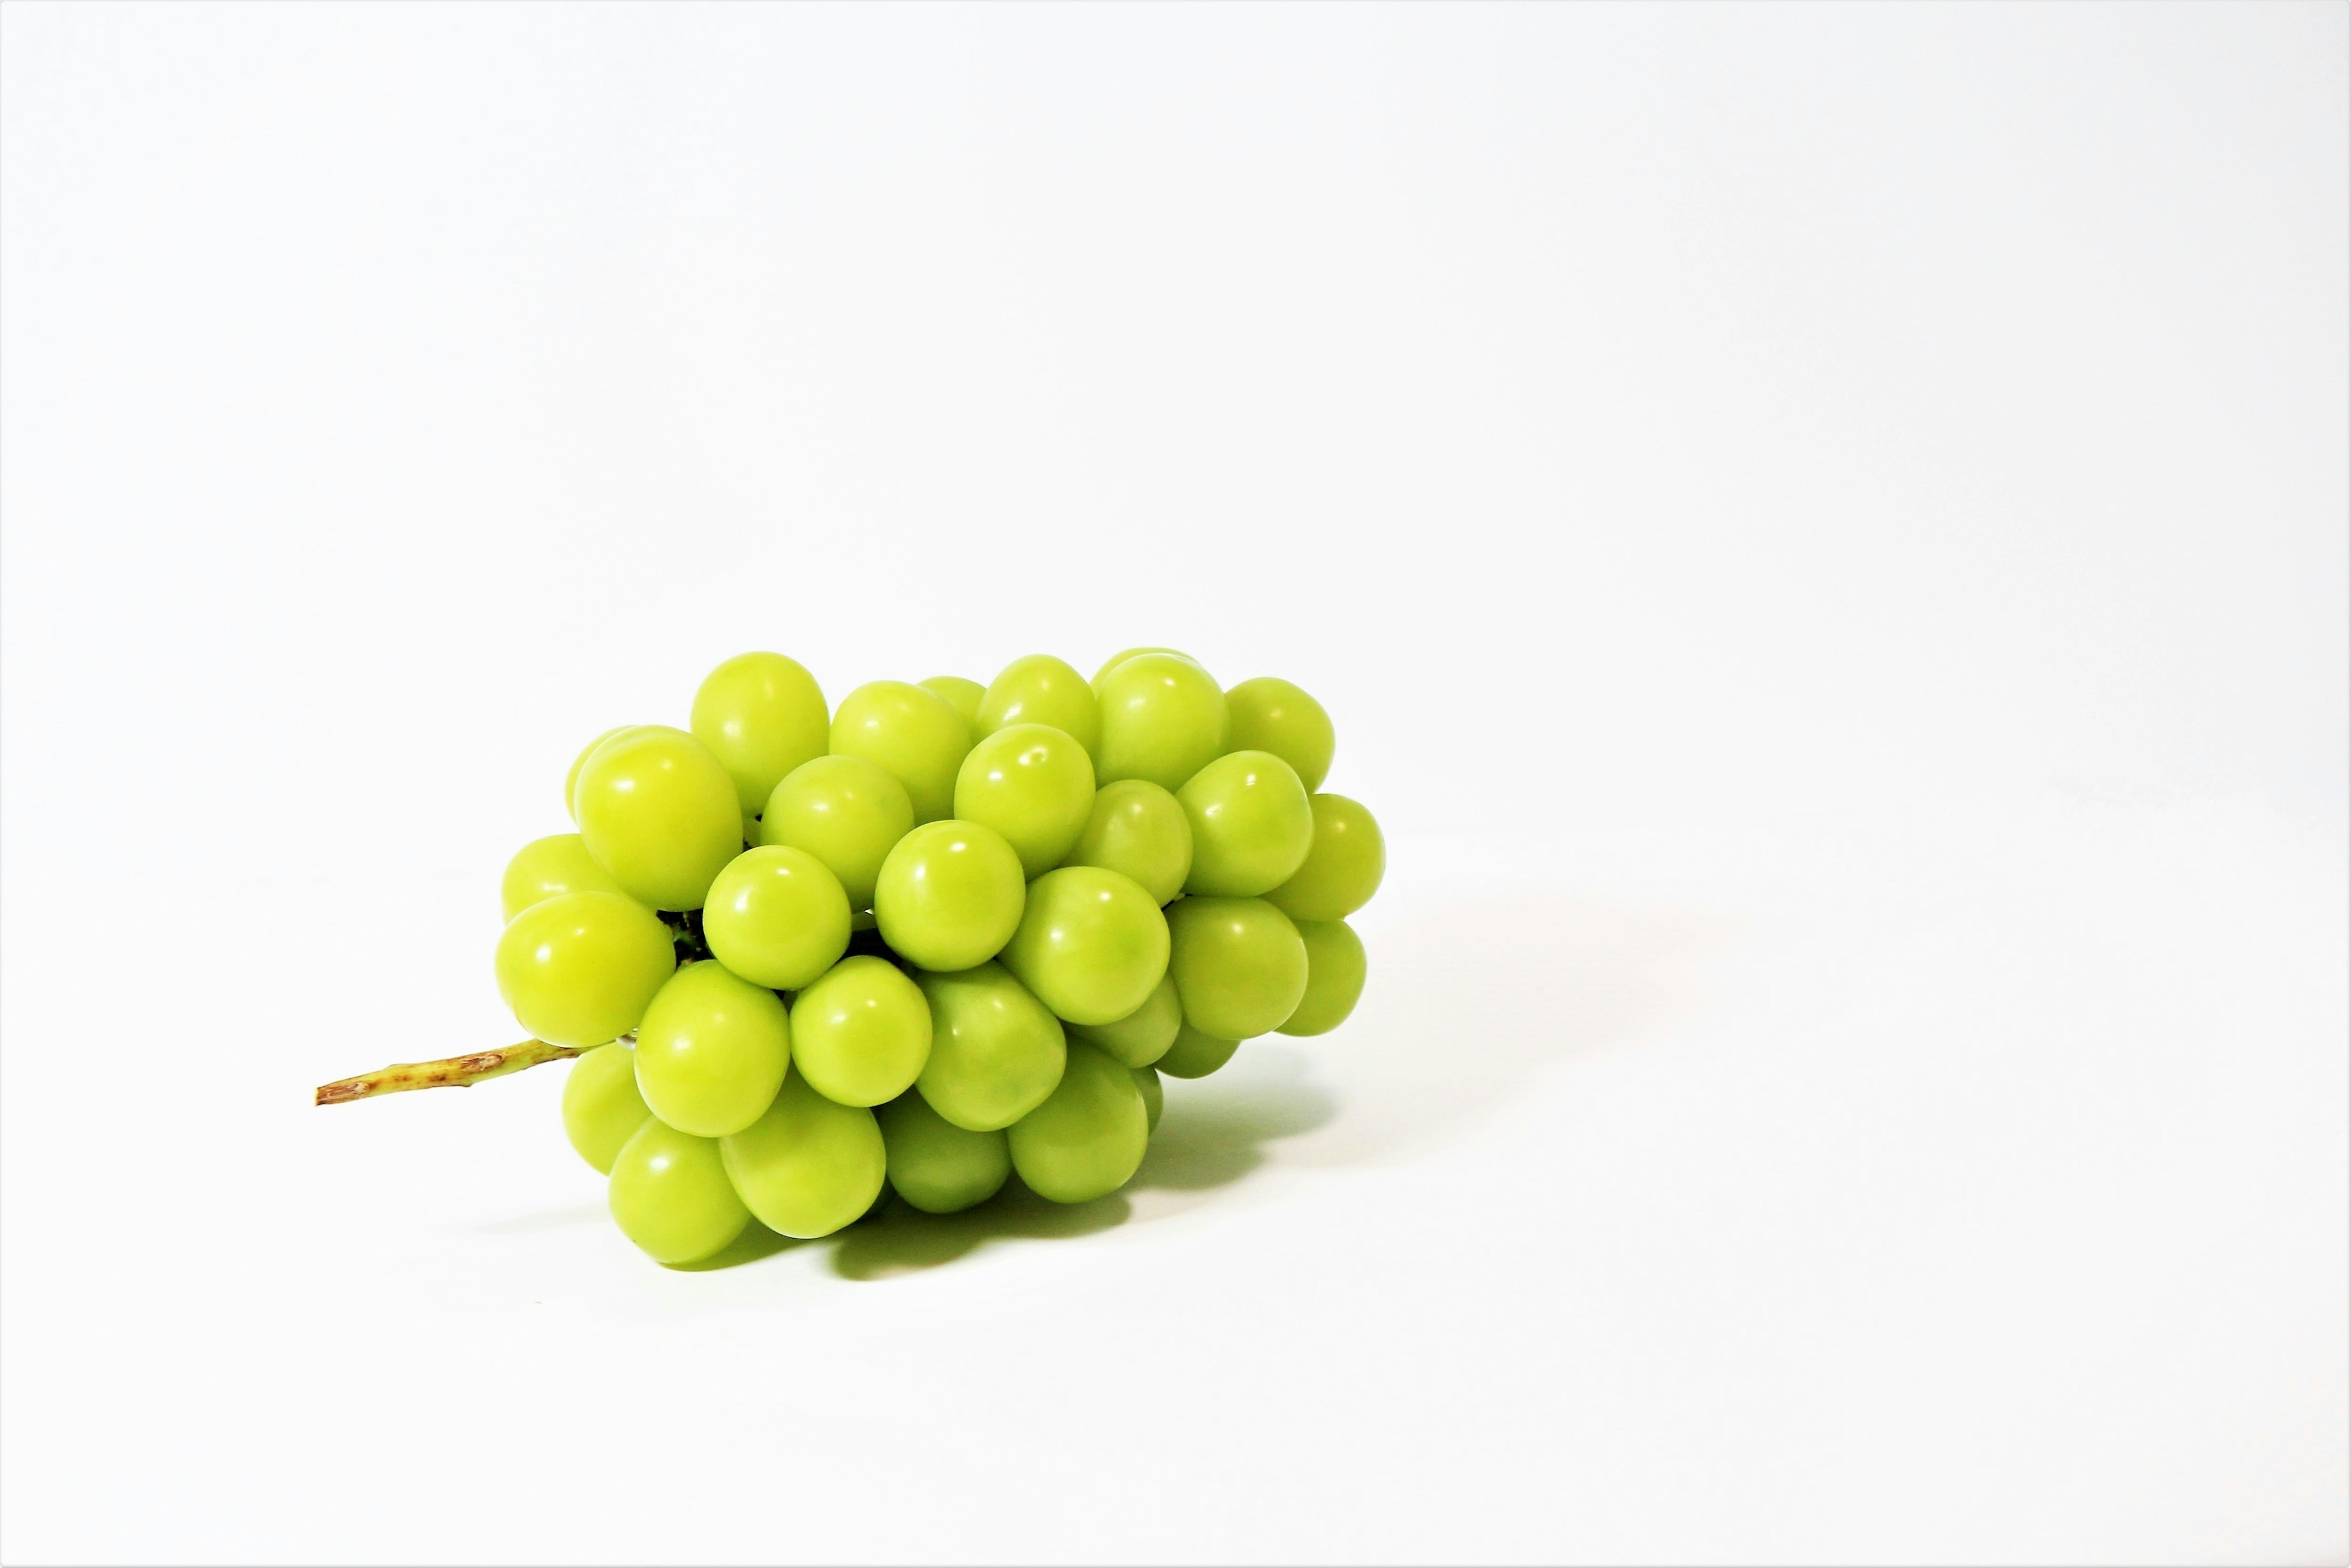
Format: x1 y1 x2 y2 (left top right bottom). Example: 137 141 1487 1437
877 1091 1011 1214
501 832 629 920
720 1073 887 1239
1071 971 1180 1068
1281 918 1367 1036
1177 750 1313 898
1167 895 1308 1040
977 653 1101 757
920 675 986 744
830 680 970 824
1222 677 1335 792
632 961 792 1137
608 1119 750 1265
496 890 677 1047
1063 779 1191 904
702 846 851 990
759 755 913 912
1156 1022 1241 1079
1007 1041 1149 1203
690 651 830 816
789 955 932 1107
1000 866 1169 1026
953 723 1097 880
1095 653 1227 793
913 961 1067 1130
576 727 743 910
1091 647 1197 691
561 1040 651 1173
566 724 648 820
1265 793 1387 921
1131 1063 1164 1131
873 819 1026 972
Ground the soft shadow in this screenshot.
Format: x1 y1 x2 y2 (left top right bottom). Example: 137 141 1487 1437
830 1179 1131 1280
669 1220 808 1272
474 1204 607 1234
1133 1042 1338 1193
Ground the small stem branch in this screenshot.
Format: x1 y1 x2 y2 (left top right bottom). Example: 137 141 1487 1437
314 1039 589 1106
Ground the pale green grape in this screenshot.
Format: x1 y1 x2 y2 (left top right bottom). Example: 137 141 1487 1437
1281 918 1366 1036
759 754 913 910
1000 866 1168 1026
790 955 932 1107
1222 677 1334 792
501 832 628 920
953 723 1097 879
920 676 986 743
632 961 792 1137
576 727 743 910
1155 1022 1241 1079
913 961 1067 1130
721 1073 887 1238
1131 1063 1164 1131
1167 896 1308 1040
1007 1041 1148 1203
1177 750 1313 898
1265 793 1386 921
1062 778 1191 905
566 724 650 820
830 680 969 823
977 654 1101 756
608 1119 750 1265
496 890 676 1047
1091 647 1197 690
1071 971 1180 1068
873 819 1026 972
691 651 830 816
561 1040 651 1173
877 1091 1010 1214
1095 653 1227 792
702 845 851 990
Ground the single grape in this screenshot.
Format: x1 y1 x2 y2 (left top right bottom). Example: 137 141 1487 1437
1008 1041 1149 1203
561 1040 651 1173
1062 778 1191 905
1177 749 1313 898
1130 1063 1164 1131
790 955 932 1107
1166 895 1309 1040
1071 971 1180 1068
1280 918 1367 1036
954 723 1097 879
877 1090 1011 1214
873 820 1026 972
501 832 629 921
702 845 851 990
496 890 677 1047
1155 1022 1241 1079
566 725 646 821
576 727 743 910
691 651 830 816
759 754 914 912
913 961 1067 1130
608 1119 751 1265
721 1073 887 1239
829 680 969 823
1265 793 1386 921
1091 647 1197 690
1095 653 1227 793
1222 677 1335 792
977 654 1101 757
1000 866 1169 1026
920 676 986 744
632 961 792 1137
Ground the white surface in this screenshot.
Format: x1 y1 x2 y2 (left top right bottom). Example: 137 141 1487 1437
1 5 2344 1564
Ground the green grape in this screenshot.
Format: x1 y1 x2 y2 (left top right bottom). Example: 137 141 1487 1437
1095 653 1227 792
1091 647 1197 690
501 832 629 920
1071 971 1180 1068
790 955 932 1107
977 654 1101 757
561 1040 651 1173
1131 1063 1164 1131
1167 896 1309 1040
830 680 970 823
873 819 1026 972
1007 1041 1148 1203
691 651 830 816
1265 793 1386 921
759 755 913 911
1280 918 1366 1036
565 725 645 821
576 727 743 910
496 890 677 1047
721 1073 887 1238
1000 866 1169 1027
1177 749 1313 898
1155 1022 1241 1079
702 845 851 990
920 675 986 743
953 723 1097 880
1062 778 1191 905
1222 677 1334 792
877 1091 1011 1214
913 961 1067 1130
632 960 792 1137
608 1119 750 1265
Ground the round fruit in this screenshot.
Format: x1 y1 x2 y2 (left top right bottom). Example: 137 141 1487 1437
1155 1022 1241 1079
953 722 1097 879
1281 918 1367 1036
720 1073 887 1239
702 846 851 990
1007 1041 1149 1203
999 866 1169 1027
561 1040 651 1173
1177 749 1312 898
913 961 1067 1131
566 724 649 820
829 680 970 823
501 832 628 920
1166 896 1308 1040
1091 647 1197 689
1094 653 1227 793
576 727 743 910
1265 793 1386 921
873 820 1026 972
877 1092 1011 1214
759 755 914 911
495 890 676 1048
1070 971 1181 1068
977 654 1101 756
1062 779 1191 904
1131 1063 1164 1131
632 961 792 1137
1222 677 1335 792
790 955 932 1108
608 1119 750 1265
920 675 986 743
690 651 830 816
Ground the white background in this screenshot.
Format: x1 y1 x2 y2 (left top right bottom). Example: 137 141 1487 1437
2 4 2344 1564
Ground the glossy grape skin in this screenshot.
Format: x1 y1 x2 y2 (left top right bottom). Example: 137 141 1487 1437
1063 779 1192 905
1155 1022 1242 1079
877 1091 1011 1214
1091 647 1197 690
920 676 986 743
790 955 932 1108
913 961 1067 1131
1071 970 1180 1068
720 1073 887 1239
759 755 913 912
566 726 643 820
576 727 744 910
1131 1063 1164 1131
1167 896 1310 1040
977 654 1101 757
561 1041 651 1173
1265 793 1387 922
873 820 1026 972
1280 918 1367 1036
702 846 851 990
830 680 970 824
953 723 1097 880
691 651 830 816
496 891 677 1047
1094 653 1228 793
1177 750 1313 898
1000 866 1169 1027
608 1119 750 1265
1007 1041 1149 1203
1222 677 1335 793
501 833 629 921
632 961 792 1137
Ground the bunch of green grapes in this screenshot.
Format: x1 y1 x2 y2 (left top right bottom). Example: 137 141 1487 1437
495 648 1383 1265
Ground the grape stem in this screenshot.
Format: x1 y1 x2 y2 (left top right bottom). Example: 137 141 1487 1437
313 1037 607 1106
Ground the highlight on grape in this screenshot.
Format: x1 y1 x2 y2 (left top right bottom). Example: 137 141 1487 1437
315 648 1384 1265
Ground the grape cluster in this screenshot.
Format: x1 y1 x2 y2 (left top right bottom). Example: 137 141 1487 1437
495 648 1384 1264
